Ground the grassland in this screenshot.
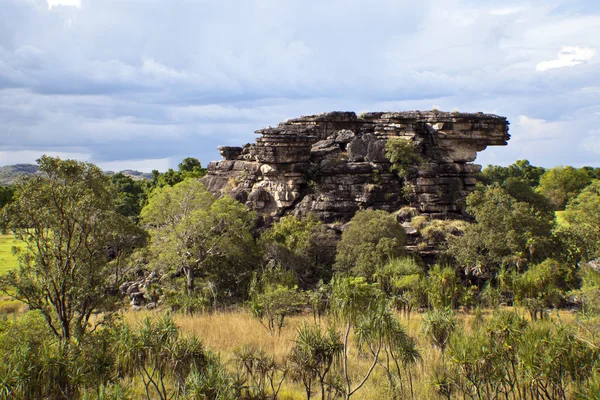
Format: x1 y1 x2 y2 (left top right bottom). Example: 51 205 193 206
122 308 580 400
0 234 20 274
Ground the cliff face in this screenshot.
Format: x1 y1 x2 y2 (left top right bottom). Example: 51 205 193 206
201 111 509 225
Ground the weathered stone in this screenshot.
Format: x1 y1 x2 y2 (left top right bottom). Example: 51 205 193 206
201 110 509 223
218 146 243 160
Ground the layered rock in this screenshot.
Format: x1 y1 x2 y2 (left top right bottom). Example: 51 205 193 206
201 111 509 224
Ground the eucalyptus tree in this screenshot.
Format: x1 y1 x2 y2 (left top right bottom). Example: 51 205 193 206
0 156 143 344
141 179 258 298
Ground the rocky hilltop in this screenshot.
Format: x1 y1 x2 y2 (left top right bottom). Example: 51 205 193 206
202 111 509 225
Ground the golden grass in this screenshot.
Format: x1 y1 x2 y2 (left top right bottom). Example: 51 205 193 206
123 309 448 399
119 307 588 399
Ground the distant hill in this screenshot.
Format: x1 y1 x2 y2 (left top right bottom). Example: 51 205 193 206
0 164 152 186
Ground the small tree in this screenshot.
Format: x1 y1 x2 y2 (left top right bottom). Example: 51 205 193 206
260 214 336 287
249 264 307 336
328 275 385 399
335 210 407 279
385 138 423 178
537 166 592 210
289 323 343 400
0 156 142 345
423 309 456 362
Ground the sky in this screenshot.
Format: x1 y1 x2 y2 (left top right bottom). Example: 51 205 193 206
0 0 599 172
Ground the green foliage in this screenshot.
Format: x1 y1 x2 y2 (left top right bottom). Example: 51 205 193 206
502 177 553 212
113 313 212 400
575 260 600 316
260 214 336 287
328 276 403 399
479 159 545 187
249 264 307 336
537 166 592 210
420 219 469 245
110 172 147 220
335 210 407 279
178 157 203 173
558 180 600 263
0 156 143 343
512 259 576 320
142 179 258 298
426 265 460 310
448 185 555 279
149 157 207 190
0 311 126 400
374 257 426 317
384 138 423 178
234 345 287 399
289 322 344 400
0 185 14 211
423 309 456 357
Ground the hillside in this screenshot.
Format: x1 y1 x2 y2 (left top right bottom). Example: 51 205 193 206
0 163 152 186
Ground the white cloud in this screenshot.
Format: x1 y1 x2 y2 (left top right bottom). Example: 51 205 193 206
47 0 81 9
536 46 596 71
0 150 91 166
1 0 600 170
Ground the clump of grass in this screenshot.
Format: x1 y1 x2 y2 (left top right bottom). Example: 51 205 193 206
421 219 469 243
410 215 429 231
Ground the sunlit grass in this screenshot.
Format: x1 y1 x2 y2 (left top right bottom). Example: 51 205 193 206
0 234 21 274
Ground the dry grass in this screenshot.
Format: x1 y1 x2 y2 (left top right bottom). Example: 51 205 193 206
123 309 448 399
120 307 585 399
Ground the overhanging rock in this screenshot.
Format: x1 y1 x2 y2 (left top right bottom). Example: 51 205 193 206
201 110 509 225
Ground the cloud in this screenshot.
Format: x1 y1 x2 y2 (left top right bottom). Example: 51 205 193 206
0 0 600 171
536 46 596 71
47 0 81 9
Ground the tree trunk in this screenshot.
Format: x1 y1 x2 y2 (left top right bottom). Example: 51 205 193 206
185 267 195 293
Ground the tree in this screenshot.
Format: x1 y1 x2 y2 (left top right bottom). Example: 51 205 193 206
335 210 407 279
110 172 146 220
289 323 343 400
260 214 336 287
178 157 203 173
448 185 555 280
0 185 13 210
512 259 575 321
558 180 600 263
502 177 552 212
385 138 423 178
328 276 385 400
249 264 307 336
479 160 545 187
141 178 258 297
537 166 592 210
0 156 142 344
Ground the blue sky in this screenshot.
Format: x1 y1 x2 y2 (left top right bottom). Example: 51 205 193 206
0 0 599 172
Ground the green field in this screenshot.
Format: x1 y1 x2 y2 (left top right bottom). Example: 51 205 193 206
0 234 20 274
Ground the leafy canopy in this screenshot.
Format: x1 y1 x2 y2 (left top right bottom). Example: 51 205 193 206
0 156 142 342
141 178 257 297
335 209 407 279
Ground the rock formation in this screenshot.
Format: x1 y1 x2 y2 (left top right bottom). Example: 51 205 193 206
201 111 509 225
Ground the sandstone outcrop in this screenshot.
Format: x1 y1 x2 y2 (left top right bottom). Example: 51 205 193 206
201 111 509 225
